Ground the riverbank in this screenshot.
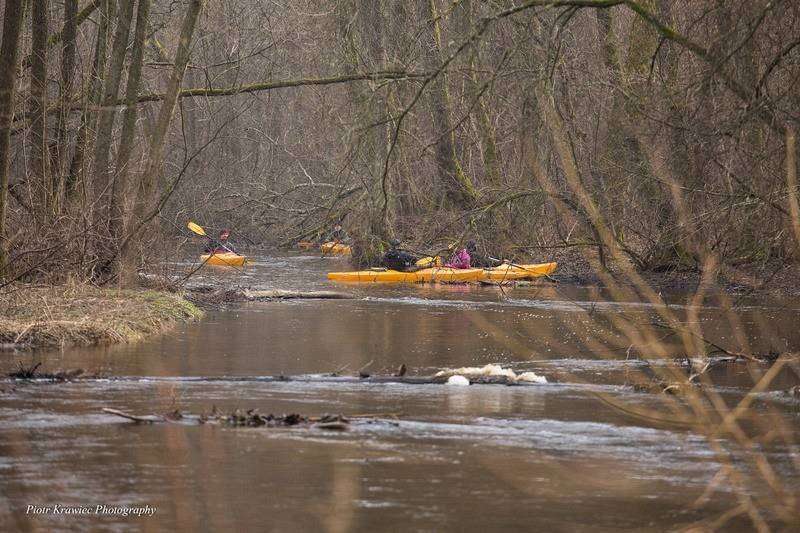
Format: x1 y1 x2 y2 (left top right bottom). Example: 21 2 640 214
0 284 203 350
535 248 800 299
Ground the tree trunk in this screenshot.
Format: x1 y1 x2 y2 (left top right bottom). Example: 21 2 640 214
462 0 499 185
53 0 79 213
92 0 135 259
67 0 110 202
424 0 475 208
111 0 150 250
122 0 203 270
30 0 52 218
138 0 203 207
0 0 26 274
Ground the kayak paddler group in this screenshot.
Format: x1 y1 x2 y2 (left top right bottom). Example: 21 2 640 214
381 239 495 272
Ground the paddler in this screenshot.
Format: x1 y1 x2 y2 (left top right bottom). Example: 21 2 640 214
382 239 420 271
325 223 350 243
204 229 236 254
444 240 476 269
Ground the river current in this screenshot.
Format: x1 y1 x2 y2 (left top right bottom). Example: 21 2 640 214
1 252 798 531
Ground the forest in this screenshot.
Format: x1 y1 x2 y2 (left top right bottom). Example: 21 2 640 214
0 0 798 283
1 2 800 530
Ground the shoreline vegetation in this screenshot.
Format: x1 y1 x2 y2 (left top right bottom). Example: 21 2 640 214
0 284 202 350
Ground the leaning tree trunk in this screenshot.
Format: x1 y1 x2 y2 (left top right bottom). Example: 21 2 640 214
136 0 204 212
0 0 27 275
119 0 204 278
30 0 52 218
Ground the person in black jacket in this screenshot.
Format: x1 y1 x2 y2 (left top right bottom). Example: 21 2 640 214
382 239 419 271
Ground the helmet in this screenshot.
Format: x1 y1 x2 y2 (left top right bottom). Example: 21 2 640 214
389 238 401 247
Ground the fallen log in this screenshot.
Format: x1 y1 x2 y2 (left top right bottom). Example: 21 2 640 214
102 408 165 424
186 286 355 305
243 289 354 300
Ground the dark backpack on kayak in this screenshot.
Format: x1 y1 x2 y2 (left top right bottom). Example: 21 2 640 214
382 249 416 271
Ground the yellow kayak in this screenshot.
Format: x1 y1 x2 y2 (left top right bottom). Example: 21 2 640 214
328 267 482 283
200 252 247 267
480 262 557 281
321 242 352 255
416 267 482 282
327 269 419 282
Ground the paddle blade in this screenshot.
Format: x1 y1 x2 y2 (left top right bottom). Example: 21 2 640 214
187 221 206 236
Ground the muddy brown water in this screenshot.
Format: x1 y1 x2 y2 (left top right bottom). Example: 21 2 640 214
1 253 799 531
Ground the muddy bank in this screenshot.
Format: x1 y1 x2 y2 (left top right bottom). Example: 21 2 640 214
0 284 203 350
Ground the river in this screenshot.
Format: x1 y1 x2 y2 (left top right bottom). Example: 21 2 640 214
1 252 798 531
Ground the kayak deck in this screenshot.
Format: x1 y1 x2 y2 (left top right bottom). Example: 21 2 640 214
201 252 247 267
480 262 557 281
328 267 482 283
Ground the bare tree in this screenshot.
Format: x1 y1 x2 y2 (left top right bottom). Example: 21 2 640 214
0 0 26 273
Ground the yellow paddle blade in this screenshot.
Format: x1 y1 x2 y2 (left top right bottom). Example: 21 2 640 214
187 221 206 236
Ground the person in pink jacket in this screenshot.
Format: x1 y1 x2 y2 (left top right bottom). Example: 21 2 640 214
445 240 477 269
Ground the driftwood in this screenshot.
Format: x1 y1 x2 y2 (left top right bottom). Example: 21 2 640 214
243 289 353 300
102 407 372 430
102 408 166 423
186 286 354 305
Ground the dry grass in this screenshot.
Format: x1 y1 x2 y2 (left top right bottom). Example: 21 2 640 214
0 283 203 348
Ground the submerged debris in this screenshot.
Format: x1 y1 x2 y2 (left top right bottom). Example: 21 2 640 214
103 407 354 430
446 375 470 386
7 361 87 381
227 410 307 427
4 364 550 388
8 362 41 379
435 364 548 384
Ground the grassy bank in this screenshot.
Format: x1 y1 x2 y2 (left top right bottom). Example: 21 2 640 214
0 284 203 349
